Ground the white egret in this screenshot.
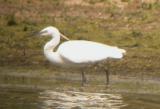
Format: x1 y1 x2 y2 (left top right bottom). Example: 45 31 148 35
37 26 126 86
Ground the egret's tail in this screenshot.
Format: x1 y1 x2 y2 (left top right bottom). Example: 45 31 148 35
120 49 126 55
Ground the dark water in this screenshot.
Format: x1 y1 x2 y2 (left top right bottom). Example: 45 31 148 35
0 88 160 109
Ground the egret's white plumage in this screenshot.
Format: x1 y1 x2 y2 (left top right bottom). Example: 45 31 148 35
40 26 126 67
58 40 125 64
38 26 126 85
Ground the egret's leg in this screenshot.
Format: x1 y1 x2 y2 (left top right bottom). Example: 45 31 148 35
81 71 87 86
104 68 110 85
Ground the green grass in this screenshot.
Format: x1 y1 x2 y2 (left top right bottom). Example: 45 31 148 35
0 0 160 78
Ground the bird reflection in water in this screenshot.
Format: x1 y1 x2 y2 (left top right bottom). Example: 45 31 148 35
39 90 127 109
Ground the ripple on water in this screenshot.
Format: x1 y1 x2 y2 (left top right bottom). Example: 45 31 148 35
39 90 127 109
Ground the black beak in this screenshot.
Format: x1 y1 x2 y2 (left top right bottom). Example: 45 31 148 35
28 31 39 37
30 30 47 37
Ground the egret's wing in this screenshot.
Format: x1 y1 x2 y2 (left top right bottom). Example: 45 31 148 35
57 40 125 63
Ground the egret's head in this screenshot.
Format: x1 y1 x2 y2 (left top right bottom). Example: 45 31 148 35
39 26 59 36
38 26 69 40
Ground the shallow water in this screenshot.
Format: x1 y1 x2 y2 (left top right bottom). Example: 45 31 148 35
39 90 126 109
0 68 160 109
0 88 160 109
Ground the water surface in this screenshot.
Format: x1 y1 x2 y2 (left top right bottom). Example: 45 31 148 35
0 88 160 109
0 68 160 109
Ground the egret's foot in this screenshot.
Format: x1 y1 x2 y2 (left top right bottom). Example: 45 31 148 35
106 79 110 86
104 68 110 86
105 84 110 89
81 80 87 86
81 82 85 87
81 71 87 86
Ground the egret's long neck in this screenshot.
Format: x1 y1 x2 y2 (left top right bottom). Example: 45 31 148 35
44 34 62 64
44 34 60 52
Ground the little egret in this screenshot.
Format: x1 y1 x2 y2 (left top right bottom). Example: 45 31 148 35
37 26 126 86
